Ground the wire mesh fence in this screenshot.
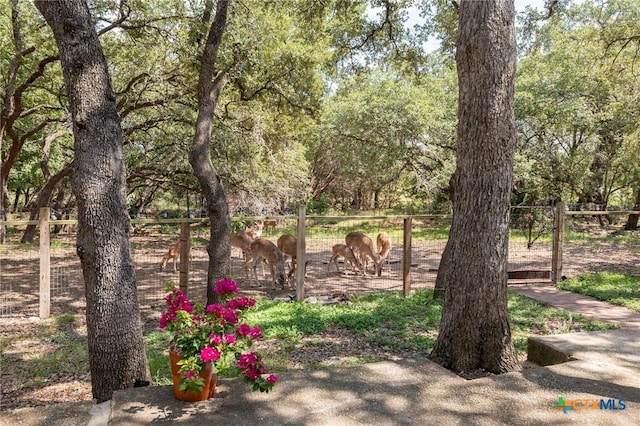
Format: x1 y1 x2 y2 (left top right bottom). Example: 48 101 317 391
563 212 640 279
2 206 637 319
0 242 39 317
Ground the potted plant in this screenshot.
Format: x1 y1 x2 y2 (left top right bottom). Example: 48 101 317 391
159 278 277 401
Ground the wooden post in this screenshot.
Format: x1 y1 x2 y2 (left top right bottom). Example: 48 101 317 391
39 207 51 319
179 221 191 297
295 204 306 301
551 202 565 285
402 217 412 296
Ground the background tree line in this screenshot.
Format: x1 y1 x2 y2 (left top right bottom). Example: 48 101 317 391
3 0 639 232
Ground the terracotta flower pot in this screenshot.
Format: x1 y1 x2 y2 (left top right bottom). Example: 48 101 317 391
169 349 217 402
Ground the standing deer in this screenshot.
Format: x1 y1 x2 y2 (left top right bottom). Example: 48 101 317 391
263 219 278 233
345 231 382 276
243 237 288 289
327 243 361 274
277 234 298 278
376 232 392 266
231 228 252 259
160 241 192 272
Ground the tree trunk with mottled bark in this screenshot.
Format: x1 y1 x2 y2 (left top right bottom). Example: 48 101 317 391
189 0 233 304
430 0 519 374
35 0 150 402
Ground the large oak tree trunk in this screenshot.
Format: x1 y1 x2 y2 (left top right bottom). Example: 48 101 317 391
189 0 232 304
35 0 150 402
430 0 519 374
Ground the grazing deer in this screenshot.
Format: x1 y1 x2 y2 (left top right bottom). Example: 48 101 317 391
263 219 278 233
243 237 288 289
376 232 392 265
231 228 252 259
328 243 361 274
160 241 192 272
345 231 382 276
276 234 308 280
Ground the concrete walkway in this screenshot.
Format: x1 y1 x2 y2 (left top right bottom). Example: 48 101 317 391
1 284 639 425
511 284 640 329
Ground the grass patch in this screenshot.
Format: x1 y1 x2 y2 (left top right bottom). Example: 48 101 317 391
1 315 89 391
245 291 442 350
2 290 621 395
557 272 640 313
145 330 172 385
144 290 617 383
564 227 639 244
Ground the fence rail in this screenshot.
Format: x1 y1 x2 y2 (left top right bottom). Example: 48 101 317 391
2 204 638 319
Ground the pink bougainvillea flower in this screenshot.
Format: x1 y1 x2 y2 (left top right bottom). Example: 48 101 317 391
236 323 252 336
228 296 257 309
249 326 262 339
182 370 197 380
161 279 276 395
205 303 224 316
243 368 259 381
221 308 239 324
214 278 238 295
209 333 222 345
200 346 221 363
238 352 259 367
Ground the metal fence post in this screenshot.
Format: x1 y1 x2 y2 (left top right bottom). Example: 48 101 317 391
551 202 565 285
403 216 412 296
39 207 51 319
179 221 191 297
296 205 306 301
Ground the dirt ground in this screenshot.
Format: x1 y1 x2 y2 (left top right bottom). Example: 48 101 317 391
1 225 638 411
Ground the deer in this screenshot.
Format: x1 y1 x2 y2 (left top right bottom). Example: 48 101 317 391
345 231 382 276
263 219 278 233
231 228 253 259
243 237 288 289
246 220 264 239
160 241 192 272
327 243 361 274
277 234 298 278
376 232 392 266
276 234 308 280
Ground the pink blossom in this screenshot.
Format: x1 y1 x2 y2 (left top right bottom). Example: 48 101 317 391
214 278 238 295
228 297 257 309
200 346 221 362
167 290 193 313
209 333 222 345
236 323 252 336
238 352 258 367
205 303 224 316
182 370 197 379
267 374 278 384
221 308 239 324
224 334 236 344
249 326 263 339
159 314 168 329
243 368 260 381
